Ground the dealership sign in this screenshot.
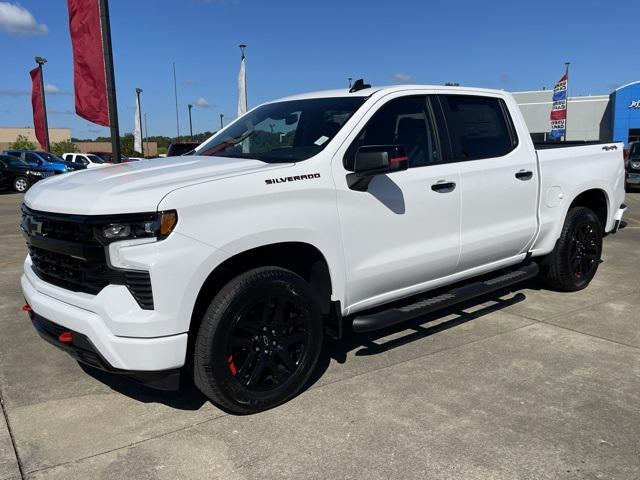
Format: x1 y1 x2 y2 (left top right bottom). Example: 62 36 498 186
630 100 640 109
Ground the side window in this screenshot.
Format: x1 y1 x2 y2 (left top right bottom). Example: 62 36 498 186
440 95 517 160
25 153 40 164
345 96 440 170
76 155 88 165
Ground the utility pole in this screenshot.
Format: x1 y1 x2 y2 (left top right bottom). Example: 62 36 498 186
34 56 50 151
564 61 570 142
219 113 224 130
98 0 121 162
188 104 193 138
135 87 144 157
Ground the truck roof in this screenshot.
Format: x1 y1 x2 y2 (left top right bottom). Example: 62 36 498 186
275 84 510 102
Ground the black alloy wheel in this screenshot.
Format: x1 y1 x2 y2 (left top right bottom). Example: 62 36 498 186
225 295 310 391
569 221 600 281
544 206 603 291
194 267 323 414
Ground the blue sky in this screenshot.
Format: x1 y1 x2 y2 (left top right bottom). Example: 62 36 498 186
0 0 637 139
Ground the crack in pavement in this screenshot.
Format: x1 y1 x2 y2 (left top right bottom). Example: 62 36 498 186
0 390 24 480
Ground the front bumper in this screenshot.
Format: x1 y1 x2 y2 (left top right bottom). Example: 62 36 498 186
626 172 640 185
22 269 188 372
28 311 181 390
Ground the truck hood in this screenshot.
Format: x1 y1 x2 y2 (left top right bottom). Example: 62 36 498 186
24 155 289 215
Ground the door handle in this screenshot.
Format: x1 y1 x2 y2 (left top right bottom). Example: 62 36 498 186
515 170 533 181
431 180 456 193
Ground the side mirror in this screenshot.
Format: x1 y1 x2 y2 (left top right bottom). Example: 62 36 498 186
347 145 408 191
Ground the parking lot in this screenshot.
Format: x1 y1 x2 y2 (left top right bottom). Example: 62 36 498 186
0 190 638 480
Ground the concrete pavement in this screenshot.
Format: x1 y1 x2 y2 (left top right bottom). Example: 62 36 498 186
0 190 638 479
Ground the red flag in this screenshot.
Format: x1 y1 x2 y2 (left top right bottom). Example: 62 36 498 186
29 67 48 150
67 0 109 126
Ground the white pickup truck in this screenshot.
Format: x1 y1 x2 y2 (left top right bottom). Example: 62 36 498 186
20 82 626 414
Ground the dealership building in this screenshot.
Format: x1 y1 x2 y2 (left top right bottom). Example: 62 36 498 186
513 81 640 146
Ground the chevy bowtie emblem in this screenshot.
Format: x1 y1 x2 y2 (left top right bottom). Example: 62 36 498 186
21 216 44 236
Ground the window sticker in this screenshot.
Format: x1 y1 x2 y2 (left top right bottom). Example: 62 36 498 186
314 135 330 146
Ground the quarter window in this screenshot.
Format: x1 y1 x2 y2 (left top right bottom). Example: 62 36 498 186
346 96 440 170
440 95 517 160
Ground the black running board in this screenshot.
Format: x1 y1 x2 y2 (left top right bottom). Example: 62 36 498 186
352 263 539 333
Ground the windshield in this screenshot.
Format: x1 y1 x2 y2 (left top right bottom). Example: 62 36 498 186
38 152 65 163
630 143 640 158
194 97 366 162
85 154 104 164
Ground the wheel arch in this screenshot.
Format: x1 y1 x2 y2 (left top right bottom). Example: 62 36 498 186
187 241 336 357
567 187 609 231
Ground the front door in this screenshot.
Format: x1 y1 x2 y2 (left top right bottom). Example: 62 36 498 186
333 94 461 312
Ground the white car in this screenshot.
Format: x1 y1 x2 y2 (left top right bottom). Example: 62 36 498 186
21 82 626 414
61 152 109 168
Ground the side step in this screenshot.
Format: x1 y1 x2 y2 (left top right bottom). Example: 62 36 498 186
352 263 539 333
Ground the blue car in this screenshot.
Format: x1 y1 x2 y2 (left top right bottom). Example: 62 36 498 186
2 150 83 174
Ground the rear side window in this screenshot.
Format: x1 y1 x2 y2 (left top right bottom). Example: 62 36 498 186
25 153 40 163
440 95 517 160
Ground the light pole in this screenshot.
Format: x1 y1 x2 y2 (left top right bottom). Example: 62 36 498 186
188 104 193 138
348 77 352 89
219 113 224 130
34 56 50 151
135 87 144 157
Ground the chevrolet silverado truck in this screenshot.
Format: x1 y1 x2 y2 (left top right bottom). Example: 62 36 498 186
20 82 626 414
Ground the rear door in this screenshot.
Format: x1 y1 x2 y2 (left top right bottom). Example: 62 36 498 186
438 94 537 270
333 94 461 311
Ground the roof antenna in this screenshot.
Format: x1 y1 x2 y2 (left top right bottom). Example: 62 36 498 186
349 78 371 93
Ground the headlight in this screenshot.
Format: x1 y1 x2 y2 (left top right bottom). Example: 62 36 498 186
632 161 640 169
96 210 178 243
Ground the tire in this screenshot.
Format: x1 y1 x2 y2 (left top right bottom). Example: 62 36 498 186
544 207 603 292
193 267 324 414
13 176 29 193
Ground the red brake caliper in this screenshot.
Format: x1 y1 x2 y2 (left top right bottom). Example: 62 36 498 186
227 355 237 375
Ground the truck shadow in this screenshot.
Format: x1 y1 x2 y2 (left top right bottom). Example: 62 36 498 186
304 277 544 392
81 278 542 412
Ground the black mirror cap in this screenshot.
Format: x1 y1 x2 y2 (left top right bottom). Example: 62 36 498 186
353 145 408 174
347 145 408 191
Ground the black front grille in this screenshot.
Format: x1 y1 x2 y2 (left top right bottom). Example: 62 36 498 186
28 245 116 295
38 216 96 242
23 205 154 309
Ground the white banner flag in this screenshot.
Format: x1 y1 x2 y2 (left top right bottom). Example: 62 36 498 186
237 55 247 117
134 94 143 154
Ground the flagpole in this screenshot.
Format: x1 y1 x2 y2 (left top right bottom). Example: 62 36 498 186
564 61 570 142
34 57 50 151
239 44 247 113
98 0 121 163
136 88 144 157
